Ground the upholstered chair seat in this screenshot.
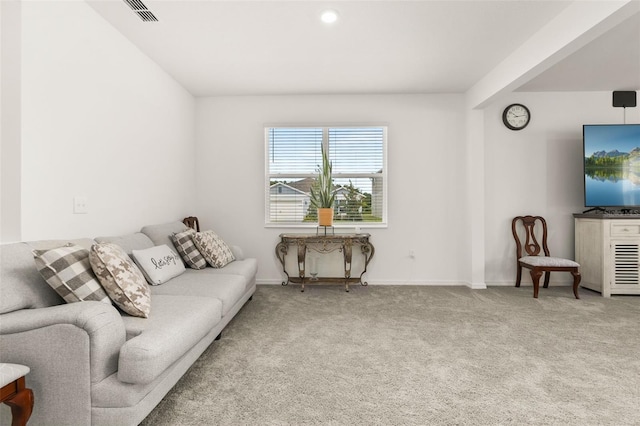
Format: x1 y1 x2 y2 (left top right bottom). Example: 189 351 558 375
519 256 580 268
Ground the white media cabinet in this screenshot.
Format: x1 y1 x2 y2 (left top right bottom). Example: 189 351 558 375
574 213 640 297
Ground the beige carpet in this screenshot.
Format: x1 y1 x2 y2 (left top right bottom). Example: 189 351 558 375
140 285 640 425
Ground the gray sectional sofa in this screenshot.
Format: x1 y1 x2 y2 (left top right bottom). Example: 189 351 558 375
0 221 257 425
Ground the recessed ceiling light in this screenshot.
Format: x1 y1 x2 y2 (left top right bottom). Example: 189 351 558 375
320 10 338 24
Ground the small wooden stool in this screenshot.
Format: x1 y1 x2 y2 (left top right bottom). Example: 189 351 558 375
0 364 34 426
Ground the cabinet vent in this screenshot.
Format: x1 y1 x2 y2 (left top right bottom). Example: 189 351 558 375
613 244 640 286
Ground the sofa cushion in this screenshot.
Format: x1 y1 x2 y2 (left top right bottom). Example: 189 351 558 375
140 221 189 251
94 233 154 256
1 243 64 313
119 294 222 341
170 228 207 270
150 269 246 316
229 245 245 261
117 295 222 384
131 245 185 285
28 238 96 251
33 243 112 304
89 243 151 318
192 230 235 268
194 258 258 293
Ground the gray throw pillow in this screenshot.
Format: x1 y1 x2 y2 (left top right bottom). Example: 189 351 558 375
33 243 111 305
170 228 207 270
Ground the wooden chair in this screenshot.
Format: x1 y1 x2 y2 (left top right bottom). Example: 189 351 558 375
183 216 200 232
512 215 581 299
0 364 34 426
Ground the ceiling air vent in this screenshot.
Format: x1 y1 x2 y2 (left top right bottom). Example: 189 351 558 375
124 0 158 22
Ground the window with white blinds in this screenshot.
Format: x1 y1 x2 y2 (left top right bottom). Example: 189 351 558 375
265 126 387 226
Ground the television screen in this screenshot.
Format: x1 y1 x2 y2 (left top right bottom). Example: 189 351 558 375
583 124 640 207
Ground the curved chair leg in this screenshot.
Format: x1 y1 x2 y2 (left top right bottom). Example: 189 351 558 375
571 270 581 299
530 269 543 298
515 264 522 287
543 271 550 288
4 387 34 426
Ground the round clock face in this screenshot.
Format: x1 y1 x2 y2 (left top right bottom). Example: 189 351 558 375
502 103 531 130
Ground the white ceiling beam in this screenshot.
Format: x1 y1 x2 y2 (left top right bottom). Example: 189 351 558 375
466 0 640 110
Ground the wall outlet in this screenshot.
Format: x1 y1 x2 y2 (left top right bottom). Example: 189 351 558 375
409 249 415 258
73 196 88 214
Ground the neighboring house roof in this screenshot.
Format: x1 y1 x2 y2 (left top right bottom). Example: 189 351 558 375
272 179 362 199
285 177 316 194
269 181 309 196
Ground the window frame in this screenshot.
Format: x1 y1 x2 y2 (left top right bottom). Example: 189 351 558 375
264 124 388 228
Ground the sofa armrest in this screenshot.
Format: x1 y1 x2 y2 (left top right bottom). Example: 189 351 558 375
230 245 245 260
0 302 126 384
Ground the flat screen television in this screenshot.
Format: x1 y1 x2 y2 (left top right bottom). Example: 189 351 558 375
583 124 640 208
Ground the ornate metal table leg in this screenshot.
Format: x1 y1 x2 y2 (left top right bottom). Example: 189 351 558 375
297 240 306 292
359 240 375 286
275 241 290 286
343 240 353 292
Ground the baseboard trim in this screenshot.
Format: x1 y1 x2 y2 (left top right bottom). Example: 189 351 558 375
368 280 467 286
467 281 488 290
257 279 487 289
486 280 574 287
258 279 287 285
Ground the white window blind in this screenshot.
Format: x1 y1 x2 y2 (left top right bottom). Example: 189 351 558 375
265 126 387 226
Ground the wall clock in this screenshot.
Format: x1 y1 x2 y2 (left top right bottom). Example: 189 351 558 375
502 103 531 131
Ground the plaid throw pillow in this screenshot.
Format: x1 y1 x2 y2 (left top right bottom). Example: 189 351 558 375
171 229 207 270
33 244 111 304
192 230 235 268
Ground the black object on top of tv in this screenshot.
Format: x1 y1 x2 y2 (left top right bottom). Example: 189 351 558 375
612 91 637 108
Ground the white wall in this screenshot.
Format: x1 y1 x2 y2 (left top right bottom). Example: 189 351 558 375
464 108 486 288
484 91 640 285
10 1 638 288
18 1 196 241
1 1 22 243
195 94 467 285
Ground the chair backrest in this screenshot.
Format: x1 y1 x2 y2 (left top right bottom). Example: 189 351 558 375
512 215 551 259
183 216 200 232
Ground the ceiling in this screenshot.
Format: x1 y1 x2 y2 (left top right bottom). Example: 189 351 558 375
86 0 640 97
518 8 640 92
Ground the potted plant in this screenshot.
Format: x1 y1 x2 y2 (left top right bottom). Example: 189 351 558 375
310 145 336 227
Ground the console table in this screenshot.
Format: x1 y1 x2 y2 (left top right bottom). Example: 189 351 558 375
275 233 375 292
